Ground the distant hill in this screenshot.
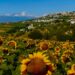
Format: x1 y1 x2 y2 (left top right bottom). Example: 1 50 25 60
32 11 75 22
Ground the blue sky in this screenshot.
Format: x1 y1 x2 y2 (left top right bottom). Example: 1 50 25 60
0 0 75 16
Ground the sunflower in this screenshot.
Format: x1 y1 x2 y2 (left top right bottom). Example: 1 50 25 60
54 46 60 53
71 64 75 71
8 40 17 49
48 51 59 63
53 52 60 63
61 54 71 64
38 41 50 50
2 48 8 54
61 50 73 63
64 50 73 56
69 44 74 49
20 52 55 75
67 64 75 75
62 41 70 49
67 69 75 75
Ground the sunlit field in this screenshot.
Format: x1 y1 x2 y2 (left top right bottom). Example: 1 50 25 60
0 20 75 75
0 36 75 75
0 0 75 75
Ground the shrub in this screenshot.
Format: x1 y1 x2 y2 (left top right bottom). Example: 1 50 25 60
28 29 43 39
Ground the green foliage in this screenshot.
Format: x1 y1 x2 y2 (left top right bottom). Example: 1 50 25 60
28 29 43 39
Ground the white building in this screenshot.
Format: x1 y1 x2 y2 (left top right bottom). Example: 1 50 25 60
70 20 75 24
28 24 35 30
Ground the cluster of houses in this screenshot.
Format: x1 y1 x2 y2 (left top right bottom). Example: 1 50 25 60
33 12 75 24
20 12 75 32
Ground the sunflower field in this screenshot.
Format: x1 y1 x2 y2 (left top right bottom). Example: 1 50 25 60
0 34 75 75
0 21 75 75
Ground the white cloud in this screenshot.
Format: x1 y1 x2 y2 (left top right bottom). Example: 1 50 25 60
2 12 34 17
4 13 11 16
14 12 27 16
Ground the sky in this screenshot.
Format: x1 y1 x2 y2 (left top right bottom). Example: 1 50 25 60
0 0 75 16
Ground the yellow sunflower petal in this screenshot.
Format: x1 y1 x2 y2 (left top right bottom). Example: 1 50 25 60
71 64 75 70
67 69 75 75
29 54 33 59
36 52 44 58
33 53 37 58
21 58 30 64
46 71 52 75
43 58 50 63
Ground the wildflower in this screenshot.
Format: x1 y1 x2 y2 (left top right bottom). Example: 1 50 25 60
8 40 17 49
